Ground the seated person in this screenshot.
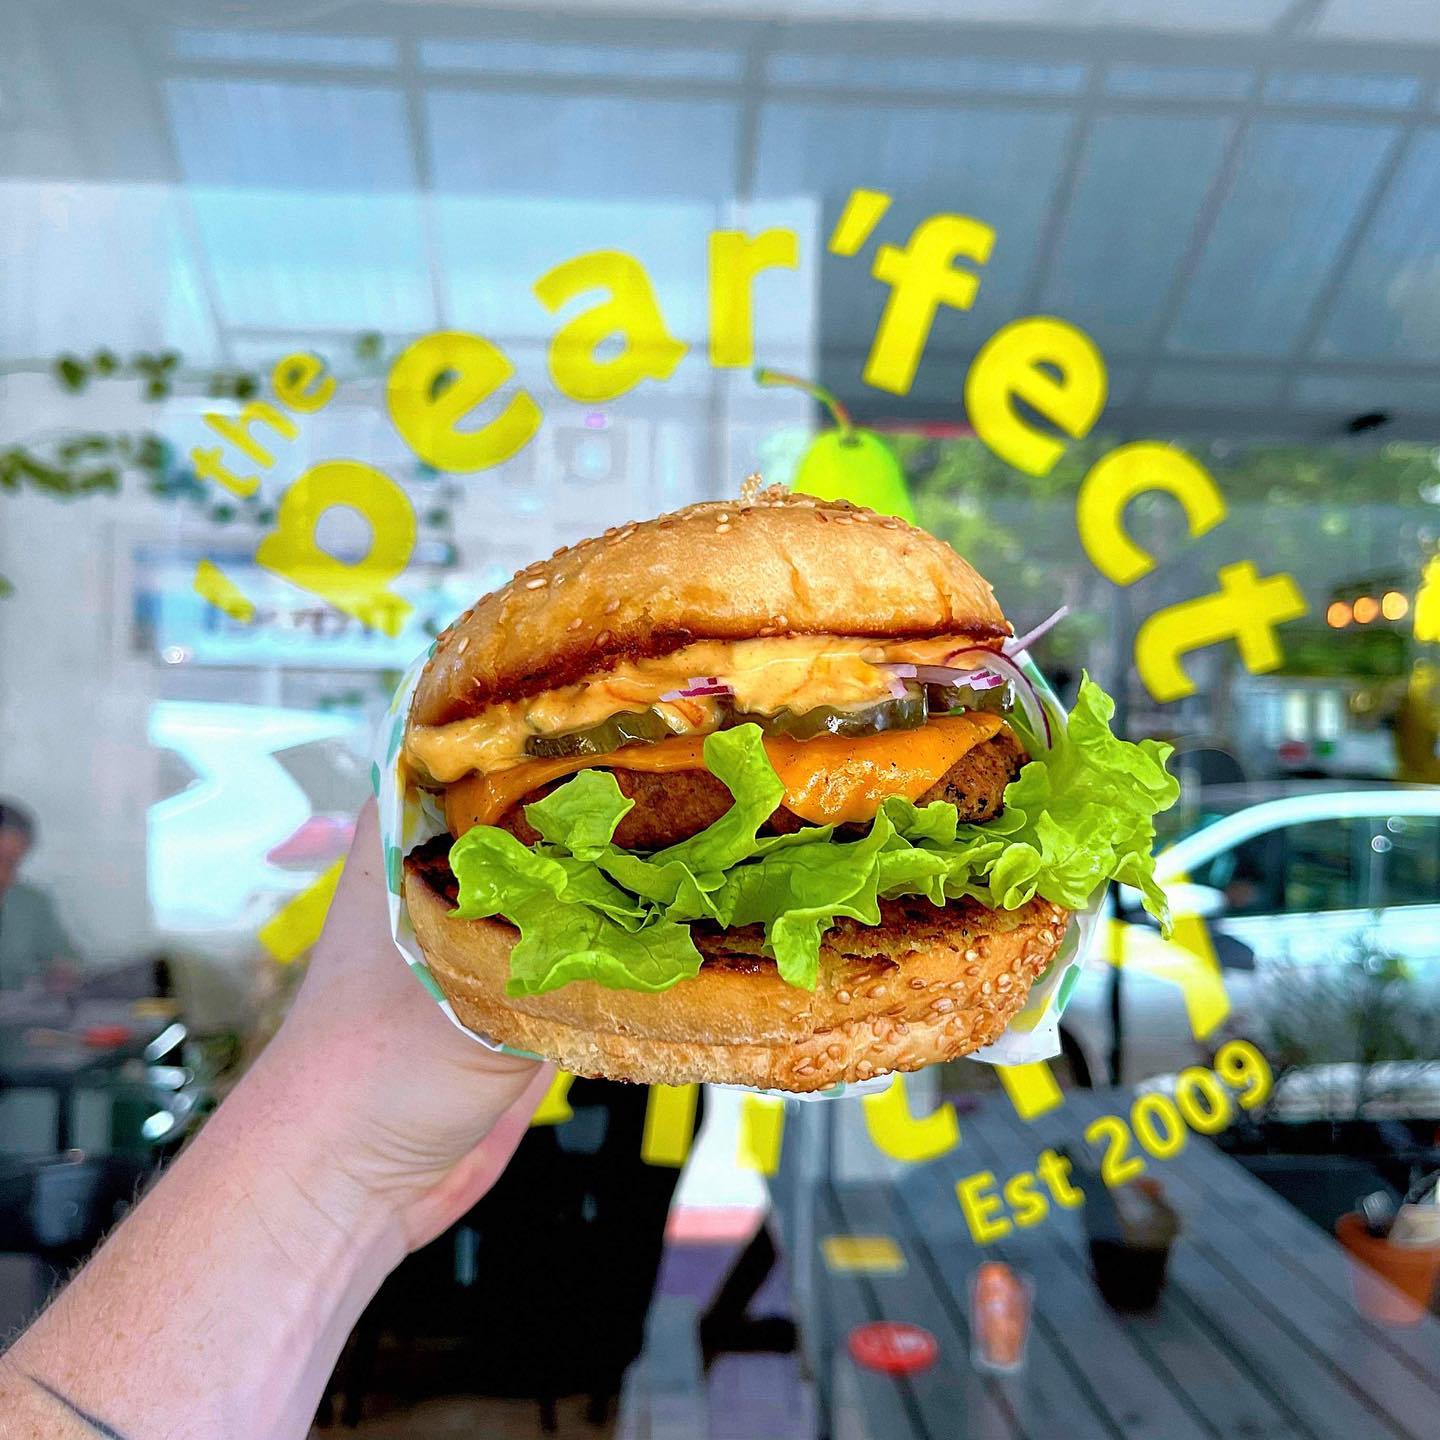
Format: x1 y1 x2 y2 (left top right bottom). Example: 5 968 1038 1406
0 800 81 993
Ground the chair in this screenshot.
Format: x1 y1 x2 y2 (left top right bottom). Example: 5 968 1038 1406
321 1079 700 1430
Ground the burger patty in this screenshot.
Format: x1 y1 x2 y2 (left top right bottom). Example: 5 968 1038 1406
494 728 1026 851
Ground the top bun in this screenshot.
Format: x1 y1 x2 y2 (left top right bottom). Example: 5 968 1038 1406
412 487 1009 727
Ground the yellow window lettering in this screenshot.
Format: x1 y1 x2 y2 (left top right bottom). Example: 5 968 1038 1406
534 250 687 403
272 351 336 414
708 228 799 368
956 1171 1011 1244
203 400 298 469
736 1095 786 1175
828 187 893 256
865 214 995 396
1135 561 1308 702
529 1071 576 1127
1003 1171 1050 1229
255 460 416 637
1078 441 1227 585
257 859 343 964
862 1073 961 1163
965 316 1106 477
640 1083 698 1168
1414 556 1440 643
1035 1147 1083 1208
191 557 256 623
387 330 541 473
190 446 260 500
996 1061 1064 1120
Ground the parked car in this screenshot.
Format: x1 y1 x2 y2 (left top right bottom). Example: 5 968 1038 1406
1060 783 1440 1085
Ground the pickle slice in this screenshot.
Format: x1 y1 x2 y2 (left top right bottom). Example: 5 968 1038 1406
737 685 930 740
525 708 677 759
925 680 1014 717
524 681 1011 761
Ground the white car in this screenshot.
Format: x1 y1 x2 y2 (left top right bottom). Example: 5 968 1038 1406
1059 784 1440 1086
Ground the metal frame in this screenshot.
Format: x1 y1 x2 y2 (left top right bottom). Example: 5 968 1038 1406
45 0 1438 436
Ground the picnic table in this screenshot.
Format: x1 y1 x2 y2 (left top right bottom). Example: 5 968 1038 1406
774 1085 1440 1440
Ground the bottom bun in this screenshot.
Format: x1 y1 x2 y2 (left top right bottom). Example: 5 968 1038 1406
405 860 1070 1091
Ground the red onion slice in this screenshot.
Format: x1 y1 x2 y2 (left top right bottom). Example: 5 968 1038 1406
910 664 1004 691
660 676 734 701
1004 604 1068 655
939 648 1053 751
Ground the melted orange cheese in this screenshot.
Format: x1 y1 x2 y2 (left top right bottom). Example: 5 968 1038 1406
443 713 1004 836
765 713 1003 823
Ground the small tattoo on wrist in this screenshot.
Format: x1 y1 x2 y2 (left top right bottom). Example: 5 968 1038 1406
26 1372 130 1439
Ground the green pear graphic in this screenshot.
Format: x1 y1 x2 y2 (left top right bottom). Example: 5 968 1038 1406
756 368 916 523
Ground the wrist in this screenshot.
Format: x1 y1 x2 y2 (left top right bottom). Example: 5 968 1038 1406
203 1036 411 1272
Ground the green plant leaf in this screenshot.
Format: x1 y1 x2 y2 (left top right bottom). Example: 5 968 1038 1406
54 356 88 392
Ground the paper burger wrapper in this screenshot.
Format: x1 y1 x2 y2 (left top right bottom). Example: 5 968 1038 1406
375 645 1099 1098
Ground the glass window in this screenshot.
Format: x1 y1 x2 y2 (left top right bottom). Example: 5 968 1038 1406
1282 818 1369 913
1372 814 1440 906
1190 829 1284 918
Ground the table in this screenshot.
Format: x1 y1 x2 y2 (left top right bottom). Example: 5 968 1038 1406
0 1019 161 1151
782 1087 1440 1440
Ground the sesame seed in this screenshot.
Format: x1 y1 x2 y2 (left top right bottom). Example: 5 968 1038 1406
856 1060 874 1077
567 618 583 631
932 998 955 1013
774 614 788 628
717 512 730 523
964 948 978 961
604 598 621 614
909 978 925 990
457 637 470 654
716 523 731 534
1038 928 1055 944
525 576 548 590
836 989 851 1005
596 630 613 647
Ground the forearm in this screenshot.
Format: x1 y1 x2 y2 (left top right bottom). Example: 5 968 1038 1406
1 1036 404 1440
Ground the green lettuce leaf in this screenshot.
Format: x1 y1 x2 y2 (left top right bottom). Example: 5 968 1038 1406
445 675 1178 997
523 767 634 860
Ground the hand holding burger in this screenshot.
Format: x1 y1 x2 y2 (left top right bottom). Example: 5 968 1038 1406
401 487 1177 1091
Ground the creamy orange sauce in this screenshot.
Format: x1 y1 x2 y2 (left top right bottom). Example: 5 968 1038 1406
408 634 995 783
442 713 1004 834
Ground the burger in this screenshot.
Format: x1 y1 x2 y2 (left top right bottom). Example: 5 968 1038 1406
401 487 1177 1091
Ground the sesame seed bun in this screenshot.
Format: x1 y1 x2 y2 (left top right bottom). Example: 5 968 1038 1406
410 488 1009 728
405 861 1069 1091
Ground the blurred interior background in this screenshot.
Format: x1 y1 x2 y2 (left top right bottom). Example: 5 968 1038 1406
2 2 1439 1436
